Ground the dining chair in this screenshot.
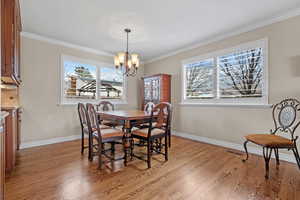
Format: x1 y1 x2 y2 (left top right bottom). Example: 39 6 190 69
133 102 156 129
131 102 171 168
96 101 119 128
86 103 125 169
144 102 155 113
243 98 300 179
78 103 91 159
165 102 173 147
148 102 172 147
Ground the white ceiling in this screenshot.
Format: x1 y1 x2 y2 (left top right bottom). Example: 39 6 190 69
21 0 300 62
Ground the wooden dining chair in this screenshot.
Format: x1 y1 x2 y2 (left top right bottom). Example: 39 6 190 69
96 101 119 128
78 103 91 159
131 103 170 168
243 98 300 179
144 102 155 113
165 102 173 148
133 102 156 129
86 103 125 169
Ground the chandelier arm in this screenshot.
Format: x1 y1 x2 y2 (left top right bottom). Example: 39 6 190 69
126 31 129 53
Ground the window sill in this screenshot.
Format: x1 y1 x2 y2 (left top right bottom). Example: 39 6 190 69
179 102 272 108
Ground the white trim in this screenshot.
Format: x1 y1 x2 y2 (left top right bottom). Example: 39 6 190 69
144 7 300 64
21 32 114 57
178 102 272 108
181 38 268 105
20 135 82 149
173 131 297 164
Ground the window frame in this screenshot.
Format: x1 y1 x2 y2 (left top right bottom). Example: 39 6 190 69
60 55 127 105
181 38 269 106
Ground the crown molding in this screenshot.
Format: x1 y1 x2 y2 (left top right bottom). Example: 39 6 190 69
21 32 114 57
144 7 300 64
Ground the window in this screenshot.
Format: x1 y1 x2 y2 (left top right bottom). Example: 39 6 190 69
182 39 268 105
184 58 214 99
100 67 124 99
61 55 126 104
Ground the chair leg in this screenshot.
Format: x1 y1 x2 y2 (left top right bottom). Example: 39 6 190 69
274 148 280 166
168 129 171 148
111 142 115 158
165 135 168 161
98 142 103 170
147 140 151 168
89 136 93 161
242 140 249 162
263 147 273 179
81 132 84 154
123 138 128 166
292 146 300 170
130 138 134 160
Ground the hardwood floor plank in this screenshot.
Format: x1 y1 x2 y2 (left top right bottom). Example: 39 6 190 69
5 136 300 200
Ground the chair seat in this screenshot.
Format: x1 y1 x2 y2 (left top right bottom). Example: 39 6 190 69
136 122 166 129
245 134 294 148
132 128 165 138
93 128 124 139
83 125 110 133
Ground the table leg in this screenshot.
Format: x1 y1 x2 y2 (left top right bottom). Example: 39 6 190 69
123 120 132 166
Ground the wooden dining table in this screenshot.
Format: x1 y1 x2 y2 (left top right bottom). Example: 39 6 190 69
96 110 153 164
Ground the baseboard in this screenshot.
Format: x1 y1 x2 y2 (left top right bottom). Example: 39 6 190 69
172 131 297 164
20 135 82 149
20 131 297 164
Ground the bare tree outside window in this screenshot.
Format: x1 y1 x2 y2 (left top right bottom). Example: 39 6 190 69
218 48 263 98
185 59 214 99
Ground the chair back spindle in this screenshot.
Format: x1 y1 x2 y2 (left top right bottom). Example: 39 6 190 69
149 103 170 136
78 103 88 131
96 101 115 112
144 102 155 114
86 103 102 142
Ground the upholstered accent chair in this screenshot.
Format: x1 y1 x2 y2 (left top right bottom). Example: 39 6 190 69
86 103 125 169
131 103 171 168
243 98 300 179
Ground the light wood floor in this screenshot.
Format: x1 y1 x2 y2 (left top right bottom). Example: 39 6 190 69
5 136 300 200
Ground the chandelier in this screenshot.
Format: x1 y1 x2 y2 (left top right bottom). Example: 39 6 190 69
114 28 140 77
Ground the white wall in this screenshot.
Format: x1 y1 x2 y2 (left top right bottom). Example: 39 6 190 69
144 15 300 153
20 36 144 143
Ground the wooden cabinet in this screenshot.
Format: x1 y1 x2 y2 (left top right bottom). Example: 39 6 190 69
1 0 22 85
2 108 19 174
141 74 171 109
0 119 5 200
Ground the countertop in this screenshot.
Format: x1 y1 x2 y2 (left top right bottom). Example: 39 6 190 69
1 105 22 110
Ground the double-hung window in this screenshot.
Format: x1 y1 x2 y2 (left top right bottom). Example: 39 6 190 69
60 55 126 104
182 39 268 106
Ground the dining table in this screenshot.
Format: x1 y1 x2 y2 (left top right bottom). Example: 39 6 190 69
96 110 153 165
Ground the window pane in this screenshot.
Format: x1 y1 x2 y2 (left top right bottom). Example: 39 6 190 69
185 58 214 99
218 48 263 98
64 61 97 99
100 67 124 99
